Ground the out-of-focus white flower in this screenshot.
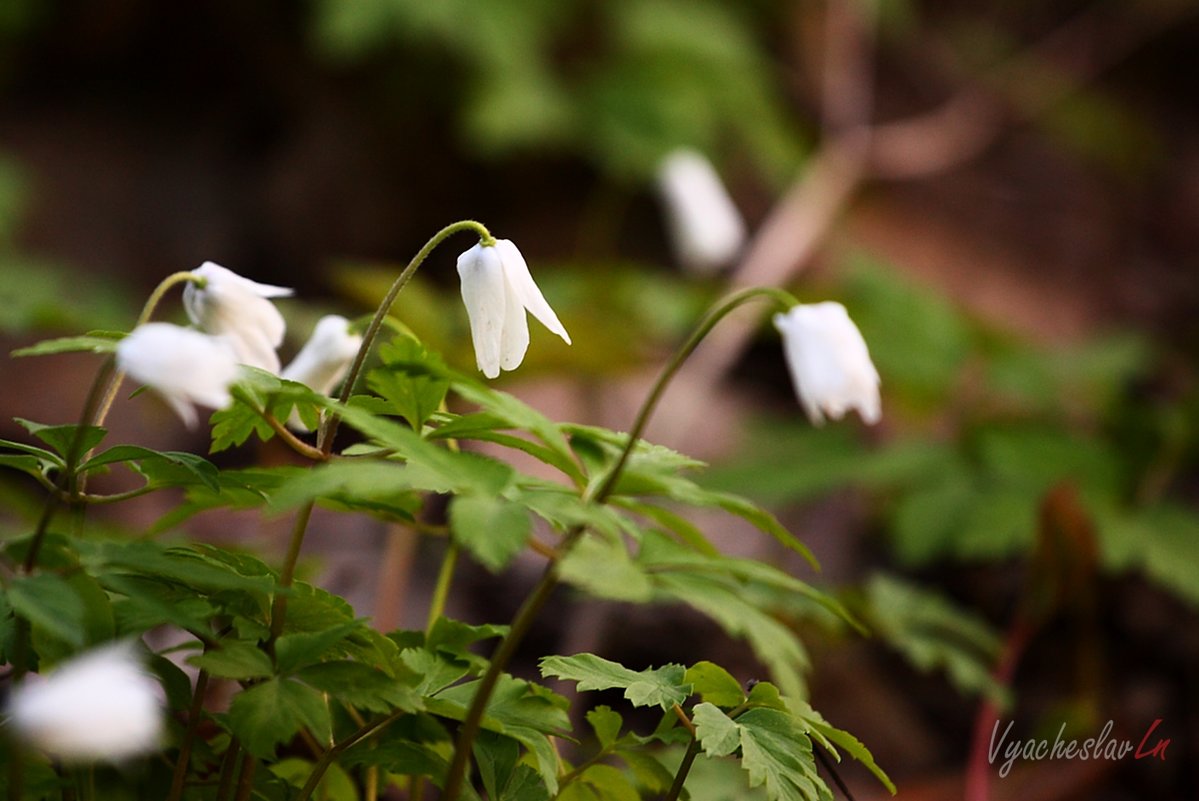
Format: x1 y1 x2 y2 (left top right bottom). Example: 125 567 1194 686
280 315 363 430
773 302 881 425
281 315 362 395
6 643 164 762
457 239 571 379
116 322 240 428
656 148 747 274
183 261 292 372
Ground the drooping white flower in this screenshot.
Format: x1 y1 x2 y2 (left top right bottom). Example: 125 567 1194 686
656 148 747 274
183 261 293 372
116 322 241 428
773 302 881 425
6 643 164 762
281 315 363 395
457 239 571 379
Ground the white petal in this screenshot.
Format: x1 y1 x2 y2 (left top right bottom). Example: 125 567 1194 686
774 302 880 426
457 244 508 379
495 239 571 345
7 643 164 762
193 261 293 299
656 149 746 274
117 323 240 427
499 272 530 371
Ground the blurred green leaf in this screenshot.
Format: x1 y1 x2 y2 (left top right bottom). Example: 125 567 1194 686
539 653 690 710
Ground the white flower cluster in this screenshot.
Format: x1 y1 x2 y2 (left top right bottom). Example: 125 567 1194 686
116 261 362 428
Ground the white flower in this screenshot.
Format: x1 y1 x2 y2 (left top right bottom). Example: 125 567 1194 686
183 261 293 372
280 315 363 430
656 148 747 274
117 323 241 428
6 643 164 762
457 239 571 379
281 315 363 395
773 302 881 425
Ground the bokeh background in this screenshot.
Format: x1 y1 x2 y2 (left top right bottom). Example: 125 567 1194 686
1 1 1197 799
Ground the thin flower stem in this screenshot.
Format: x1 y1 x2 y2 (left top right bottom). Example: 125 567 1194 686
214 741 241 801
442 287 797 801
590 286 795 505
268 500 315 645
814 746 857 801
257 408 328 461
317 219 493 459
166 668 211 801
233 753 256 801
663 738 702 801
425 541 460 633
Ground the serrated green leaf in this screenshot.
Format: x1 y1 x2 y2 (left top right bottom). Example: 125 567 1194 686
271 758 357 801
81 445 220 491
563 764 640 801
191 641 274 680
0 438 63 466
693 702 741 756
736 708 832 801
227 677 332 758
539 653 689 710
275 620 364 674
586 705 622 748
791 700 895 795
686 661 745 708
297 661 423 714
368 336 450 430
618 750 675 795
449 494 532 572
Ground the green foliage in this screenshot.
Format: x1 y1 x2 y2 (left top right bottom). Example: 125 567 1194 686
540 653 691 710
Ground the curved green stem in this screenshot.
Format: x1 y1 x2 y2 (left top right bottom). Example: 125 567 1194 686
293 710 407 801
664 738 702 801
268 500 315 645
166 668 211 801
591 286 795 504
317 219 493 458
441 287 795 801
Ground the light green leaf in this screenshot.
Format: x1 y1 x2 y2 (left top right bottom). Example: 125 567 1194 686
558 535 652 602
586 705 622 748
539 653 689 710
6 574 85 647
693 702 741 756
11 333 122 357
686 661 745 708
449 494 532 572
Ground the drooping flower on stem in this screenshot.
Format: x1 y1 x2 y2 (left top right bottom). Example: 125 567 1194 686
457 239 571 379
774 301 881 425
656 148 747 275
6 642 164 762
183 261 293 372
116 322 241 428
281 314 363 430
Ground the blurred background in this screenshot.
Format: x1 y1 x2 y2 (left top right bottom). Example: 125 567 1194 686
0 0 1197 799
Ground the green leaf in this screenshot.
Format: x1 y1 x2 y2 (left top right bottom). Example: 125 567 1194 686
864 574 1004 703
693 702 742 756
297 661 423 714
736 708 832 801
586 705 622 748
617 750 675 795
14 418 105 460
430 675 571 795
271 759 357 801
686 661 745 708
539 653 690 710
0 438 63 467
190 641 274 680
426 617 508 669
562 764 640 801
368 336 450 430
227 677 332 758
81 445 220 491
449 494 533 572
11 333 122 357
558 535 652 602
6 574 85 647
275 620 365 674
791 700 896 795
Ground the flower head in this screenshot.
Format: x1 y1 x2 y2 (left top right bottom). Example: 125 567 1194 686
183 261 293 372
281 315 363 396
457 239 570 379
774 302 881 425
6 643 164 762
656 148 747 274
116 322 241 428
